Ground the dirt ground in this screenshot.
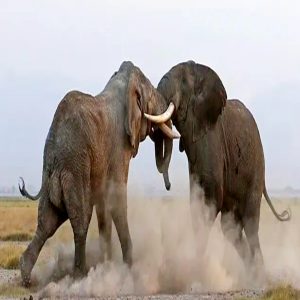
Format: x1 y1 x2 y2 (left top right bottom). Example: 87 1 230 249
0 258 264 300
0 197 299 299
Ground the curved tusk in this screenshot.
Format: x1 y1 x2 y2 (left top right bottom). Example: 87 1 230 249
159 123 180 139
144 102 175 123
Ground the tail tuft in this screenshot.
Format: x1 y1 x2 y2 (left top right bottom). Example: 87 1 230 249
18 177 41 200
263 185 291 222
277 207 291 221
18 177 26 196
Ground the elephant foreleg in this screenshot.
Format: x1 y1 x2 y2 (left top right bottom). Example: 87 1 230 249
96 202 112 263
109 183 132 266
190 181 217 257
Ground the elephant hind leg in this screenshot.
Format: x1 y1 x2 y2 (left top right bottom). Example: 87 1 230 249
243 191 264 279
20 198 67 287
243 213 265 284
62 172 93 278
221 211 248 264
243 214 263 266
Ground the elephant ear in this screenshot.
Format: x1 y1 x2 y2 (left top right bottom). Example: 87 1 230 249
125 73 143 157
192 79 227 142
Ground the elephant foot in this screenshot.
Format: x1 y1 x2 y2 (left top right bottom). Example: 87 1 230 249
72 266 88 280
253 264 266 285
123 243 133 268
124 254 133 268
20 254 31 287
99 251 105 264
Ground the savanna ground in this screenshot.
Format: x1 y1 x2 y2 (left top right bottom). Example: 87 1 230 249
0 196 300 299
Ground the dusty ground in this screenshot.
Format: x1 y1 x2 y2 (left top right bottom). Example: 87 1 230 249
0 197 299 299
0 258 264 300
0 267 19 286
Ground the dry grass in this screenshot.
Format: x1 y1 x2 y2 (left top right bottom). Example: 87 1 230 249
0 198 37 241
0 283 29 297
0 197 100 269
0 198 98 243
261 285 300 300
0 243 25 269
0 232 33 241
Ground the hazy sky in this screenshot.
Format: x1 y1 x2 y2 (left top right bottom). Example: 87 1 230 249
0 0 299 197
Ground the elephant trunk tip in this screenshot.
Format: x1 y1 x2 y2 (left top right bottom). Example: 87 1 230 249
163 172 171 191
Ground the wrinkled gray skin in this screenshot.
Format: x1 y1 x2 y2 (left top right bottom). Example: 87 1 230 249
157 61 290 270
19 61 172 287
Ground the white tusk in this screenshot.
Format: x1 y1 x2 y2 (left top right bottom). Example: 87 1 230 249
159 123 180 139
144 102 175 123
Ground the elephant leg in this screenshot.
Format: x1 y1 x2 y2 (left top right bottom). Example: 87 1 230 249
68 203 93 278
244 216 263 266
243 192 264 271
221 211 248 264
63 174 93 278
244 214 265 284
110 184 132 266
20 199 67 287
190 186 217 257
96 201 112 263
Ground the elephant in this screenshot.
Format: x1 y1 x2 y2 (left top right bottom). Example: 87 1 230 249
18 61 179 287
146 60 290 270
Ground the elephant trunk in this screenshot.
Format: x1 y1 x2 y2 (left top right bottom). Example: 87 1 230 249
151 125 173 191
149 90 173 191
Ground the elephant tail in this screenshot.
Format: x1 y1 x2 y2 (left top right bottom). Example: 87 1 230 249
263 185 291 221
18 175 45 200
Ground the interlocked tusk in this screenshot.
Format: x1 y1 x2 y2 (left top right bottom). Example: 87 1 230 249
144 102 175 123
159 122 180 139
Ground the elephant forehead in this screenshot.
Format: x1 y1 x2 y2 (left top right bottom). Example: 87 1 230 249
158 76 176 98
118 61 134 71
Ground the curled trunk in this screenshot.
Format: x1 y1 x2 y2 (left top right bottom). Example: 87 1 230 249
151 128 173 190
150 90 174 191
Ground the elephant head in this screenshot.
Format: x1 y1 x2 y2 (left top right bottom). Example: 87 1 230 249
153 60 227 148
119 62 179 190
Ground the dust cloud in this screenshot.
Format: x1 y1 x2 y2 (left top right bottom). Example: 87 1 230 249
33 191 300 298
